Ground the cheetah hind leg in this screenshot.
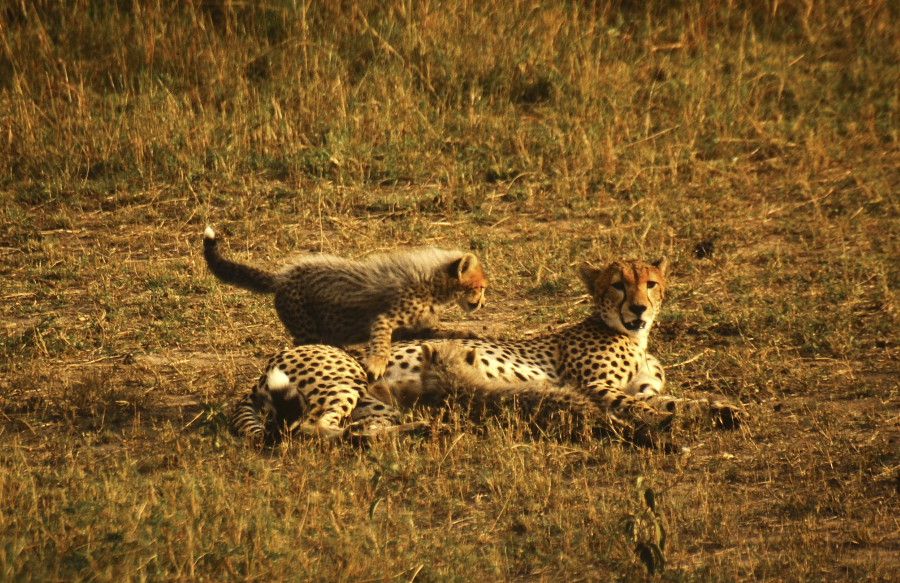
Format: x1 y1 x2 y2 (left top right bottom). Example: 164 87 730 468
274 294 322 345
346 394 431 440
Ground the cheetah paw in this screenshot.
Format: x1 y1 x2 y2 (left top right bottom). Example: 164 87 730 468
349 420 432 440
631 407 675 432
364 353 390 380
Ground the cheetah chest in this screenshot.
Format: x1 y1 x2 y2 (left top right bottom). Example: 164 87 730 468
558 336 645 389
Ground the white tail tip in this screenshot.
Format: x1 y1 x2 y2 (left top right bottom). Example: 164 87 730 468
203 226 216 240
266 367 291 391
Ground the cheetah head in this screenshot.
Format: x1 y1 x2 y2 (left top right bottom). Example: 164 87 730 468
578 258 668 338
418 342 483 403
448 253 488 312
421 341 480 376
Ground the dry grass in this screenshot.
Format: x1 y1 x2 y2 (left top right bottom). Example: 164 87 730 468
1 1 898 580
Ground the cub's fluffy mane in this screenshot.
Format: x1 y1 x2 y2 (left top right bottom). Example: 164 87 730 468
276 247 468 294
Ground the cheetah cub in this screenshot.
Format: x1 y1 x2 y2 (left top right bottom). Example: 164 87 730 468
416 342 634 441
203 227 487 377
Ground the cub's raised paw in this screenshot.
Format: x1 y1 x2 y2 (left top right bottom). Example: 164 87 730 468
364 353 389 380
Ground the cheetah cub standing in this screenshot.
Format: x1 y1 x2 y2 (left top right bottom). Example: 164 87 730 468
202 227 487 377
416 342 636 442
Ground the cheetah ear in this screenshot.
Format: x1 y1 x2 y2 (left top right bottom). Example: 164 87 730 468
425 344 445 366
453 253 481 279
578 262 603 295
652 257 669 276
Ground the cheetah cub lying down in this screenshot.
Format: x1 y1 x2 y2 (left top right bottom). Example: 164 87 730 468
203 227 487 377
416 342 637 442
229 344 418 443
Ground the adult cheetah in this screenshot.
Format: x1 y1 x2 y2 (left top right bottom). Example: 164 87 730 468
368 257 740 430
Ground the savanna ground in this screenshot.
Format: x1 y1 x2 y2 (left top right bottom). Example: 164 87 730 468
1 1 897 580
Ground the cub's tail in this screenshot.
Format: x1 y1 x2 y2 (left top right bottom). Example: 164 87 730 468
203 226 278 293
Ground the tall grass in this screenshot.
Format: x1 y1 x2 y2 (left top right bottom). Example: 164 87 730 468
2 1 895 201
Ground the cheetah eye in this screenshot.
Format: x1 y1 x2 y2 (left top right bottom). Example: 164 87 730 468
612 281 625 291
647 281 658 289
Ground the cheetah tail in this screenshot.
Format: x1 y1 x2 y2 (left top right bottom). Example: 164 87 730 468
453 383 633 439
228 391 282 445
230 393 270 442
203 226 278 294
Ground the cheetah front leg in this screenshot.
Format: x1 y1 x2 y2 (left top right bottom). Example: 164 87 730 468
365 296 445 378
583 381 674 429
634 393 743 430
626 356 741 430
626 354 666 398
364 312 402 379
364 299 430 378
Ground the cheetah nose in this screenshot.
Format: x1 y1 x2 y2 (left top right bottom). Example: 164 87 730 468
629 304 647 316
